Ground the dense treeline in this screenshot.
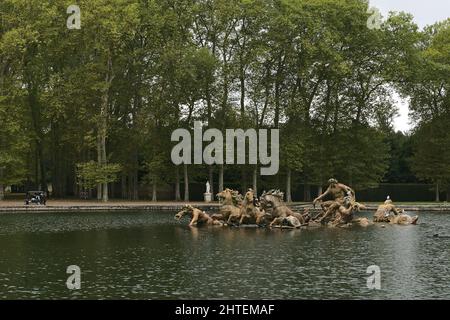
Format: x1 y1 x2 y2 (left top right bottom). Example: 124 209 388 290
0 0 449 202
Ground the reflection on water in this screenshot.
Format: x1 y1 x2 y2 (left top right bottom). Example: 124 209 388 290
0 211 449 299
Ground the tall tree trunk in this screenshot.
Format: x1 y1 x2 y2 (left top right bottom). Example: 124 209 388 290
60 153 67 198
304 183 311 202
34 148 39 190
38 143 47 193
51 122 59 197
259 65 271 127
132 149 139 200
97 137 102 201
121 174 127 199
317 185 323 198
98 54 113 202
27 85 48 194
184 164 189 202
152 178 157 202
0 167 4 200
435 181 440 202
274 55 284 129
102 182 108 202
97 132 108 202
239 58 247 196
241 168 247 194
132 169 138 200
96 123 107 202
175 166 181 201
208 166 214 196
252 166 257 196
221 50 229 113
110 182 115 199
219 164 224 192
276 174 280 190
286 168 292 203
333 102 339 134
127 173 133 200
240 63 245 117
71 168 77 198
97 184 102 201
206 82 212 122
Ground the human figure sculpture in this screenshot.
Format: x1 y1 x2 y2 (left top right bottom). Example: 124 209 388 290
175 205 223 227
328 194 360 227
313 178 355 208
313 179 356 223
270 215 302 229
206 181 211 194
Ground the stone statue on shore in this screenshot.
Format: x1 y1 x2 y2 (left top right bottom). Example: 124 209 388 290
204 181 212 202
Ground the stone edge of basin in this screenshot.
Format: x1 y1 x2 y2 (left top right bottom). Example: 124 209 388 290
0 204 221 213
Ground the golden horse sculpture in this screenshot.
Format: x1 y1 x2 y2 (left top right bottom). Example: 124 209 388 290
259 190 310 228
235 189 271 226
211 188 242 223
176 181 418 229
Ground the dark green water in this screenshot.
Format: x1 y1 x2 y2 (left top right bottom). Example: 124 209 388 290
0 211 449 300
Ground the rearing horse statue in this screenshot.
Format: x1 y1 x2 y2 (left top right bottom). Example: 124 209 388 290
211 188 242 223
236 189 271 225
260 190 309 227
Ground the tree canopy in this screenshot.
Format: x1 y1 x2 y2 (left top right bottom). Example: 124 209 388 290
0 0 448 201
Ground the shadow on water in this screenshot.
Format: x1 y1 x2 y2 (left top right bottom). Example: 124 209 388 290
0 211 449 299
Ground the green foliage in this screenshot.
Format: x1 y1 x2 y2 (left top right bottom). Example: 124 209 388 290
411 113 450 185
76 161 122 190
397 19 450 123
383 131 416 183
1 0 447 200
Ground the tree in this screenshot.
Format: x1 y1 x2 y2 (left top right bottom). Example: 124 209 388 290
1 0 440 202
398 19 450 124
280 127 305 203
0 99 29 199
411 113 450 202
399 20 450 201
76 161 122 193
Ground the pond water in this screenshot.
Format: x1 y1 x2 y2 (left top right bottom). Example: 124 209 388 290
0 211 449 300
